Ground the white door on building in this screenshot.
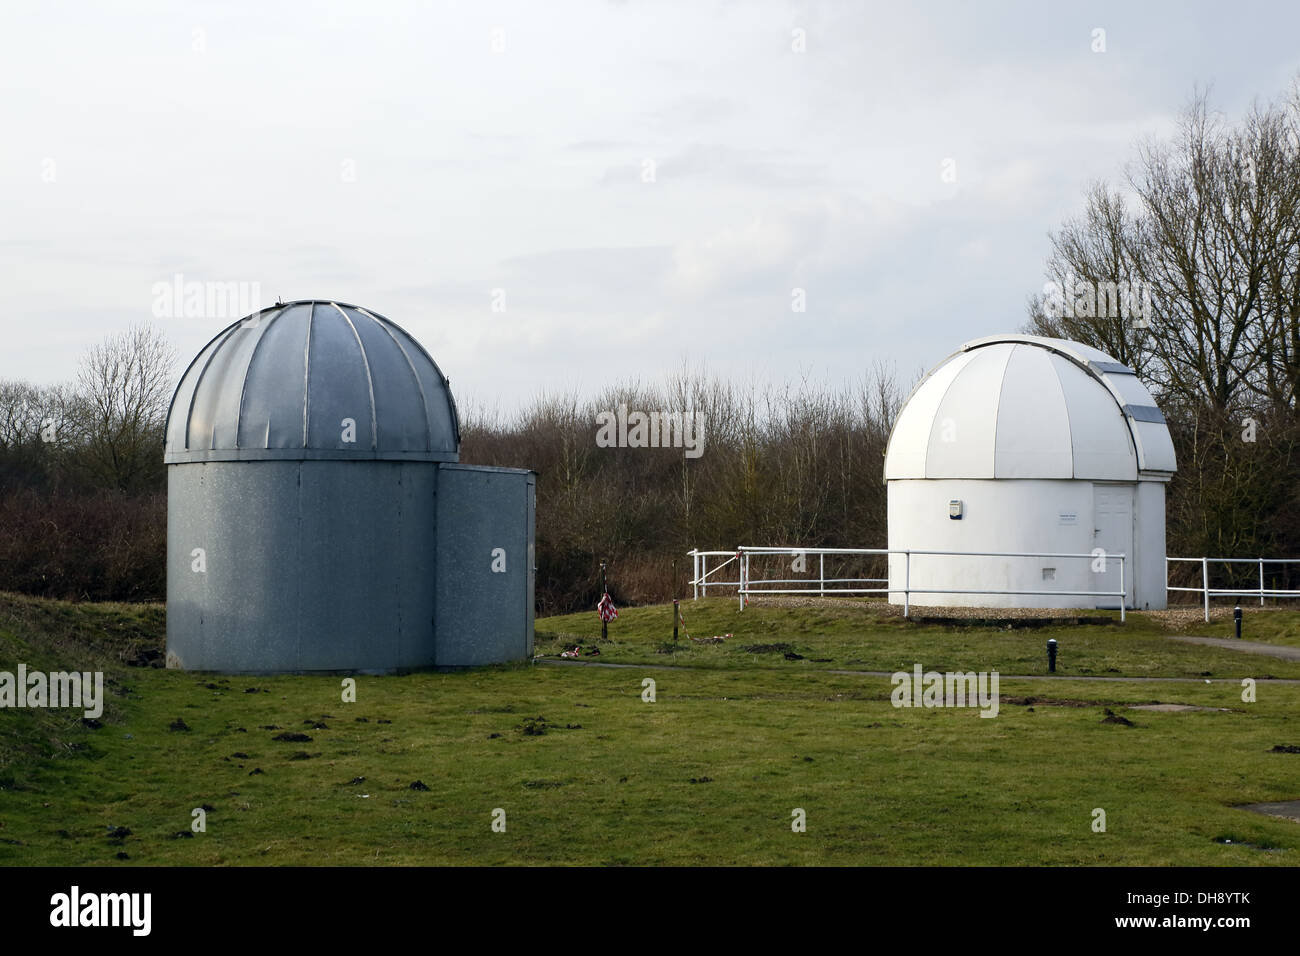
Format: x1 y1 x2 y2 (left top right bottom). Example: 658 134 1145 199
1092 484 1135 609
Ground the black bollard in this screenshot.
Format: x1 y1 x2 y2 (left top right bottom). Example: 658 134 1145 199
673 599 679 643
1234 605 1242 640
1047 638 1058 673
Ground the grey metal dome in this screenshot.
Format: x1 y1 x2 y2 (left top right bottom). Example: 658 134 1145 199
165 301 460 463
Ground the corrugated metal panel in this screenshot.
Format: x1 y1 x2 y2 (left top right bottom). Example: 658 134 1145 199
164 300 458 463
233 303 311 452
363 308 460 453
306 303 376 450
166 327 231 454
994 344 1072 478
166 461 439 673
346 305 430 451
189 322 264 451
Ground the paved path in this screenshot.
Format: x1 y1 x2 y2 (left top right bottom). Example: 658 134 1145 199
535 657 1300 683
1237 800 1300 824
1168 635 1300 661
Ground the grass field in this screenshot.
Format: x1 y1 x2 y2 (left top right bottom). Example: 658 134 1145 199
2 592 1298 866
537 598 1300 678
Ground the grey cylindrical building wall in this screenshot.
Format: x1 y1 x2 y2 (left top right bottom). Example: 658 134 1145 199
165 300 460 673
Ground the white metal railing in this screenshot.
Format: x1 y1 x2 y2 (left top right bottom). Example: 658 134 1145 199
689 550 741 598
688 546 1128 621
1167 556 1300 622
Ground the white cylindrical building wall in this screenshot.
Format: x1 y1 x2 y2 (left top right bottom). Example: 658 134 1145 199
1134 480 1167 610
888 479 1099 609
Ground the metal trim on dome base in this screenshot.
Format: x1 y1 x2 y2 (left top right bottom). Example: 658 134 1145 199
163 448 462 465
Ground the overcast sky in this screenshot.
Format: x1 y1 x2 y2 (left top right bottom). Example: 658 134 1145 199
3 0 1298 414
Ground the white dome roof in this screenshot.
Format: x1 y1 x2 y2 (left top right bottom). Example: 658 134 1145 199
884 335 1176 481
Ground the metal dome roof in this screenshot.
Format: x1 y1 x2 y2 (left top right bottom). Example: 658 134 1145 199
884 334 1176 482
165 301 460 464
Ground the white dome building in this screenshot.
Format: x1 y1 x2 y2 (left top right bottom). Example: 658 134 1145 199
884 334 1175 611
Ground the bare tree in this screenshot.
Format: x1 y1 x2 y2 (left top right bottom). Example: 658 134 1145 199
0 380 47 448
72 324 177 492
1028 83 1300 414
1027 78 1300 561
1030 184 1158 380
0 380 83 489
1244 80 1300 414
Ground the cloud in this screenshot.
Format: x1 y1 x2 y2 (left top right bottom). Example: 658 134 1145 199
3 0 1299 410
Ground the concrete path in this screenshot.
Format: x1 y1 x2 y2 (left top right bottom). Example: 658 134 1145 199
1168 635 1300 661
535 657 1300 683
1236 800 1300 824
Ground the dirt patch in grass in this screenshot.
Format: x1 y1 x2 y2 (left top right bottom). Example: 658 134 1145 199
518 717 548 736
917 615 1116 629
1003 696 1109 708
1213 835 1282 851
1130 703 1228 713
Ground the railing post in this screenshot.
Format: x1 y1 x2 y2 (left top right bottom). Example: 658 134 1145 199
1260 558 1265 607
819 552 825 597
744 551 750 610
692 551 699 601
701 553 707 598
1119 556 1126 623
1202 556 1210 623
904 550 911 619
737 549 744 611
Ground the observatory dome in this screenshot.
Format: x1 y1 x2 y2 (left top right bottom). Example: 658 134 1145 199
165 300 459 464
164 300 534 673
884 334 1175 481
